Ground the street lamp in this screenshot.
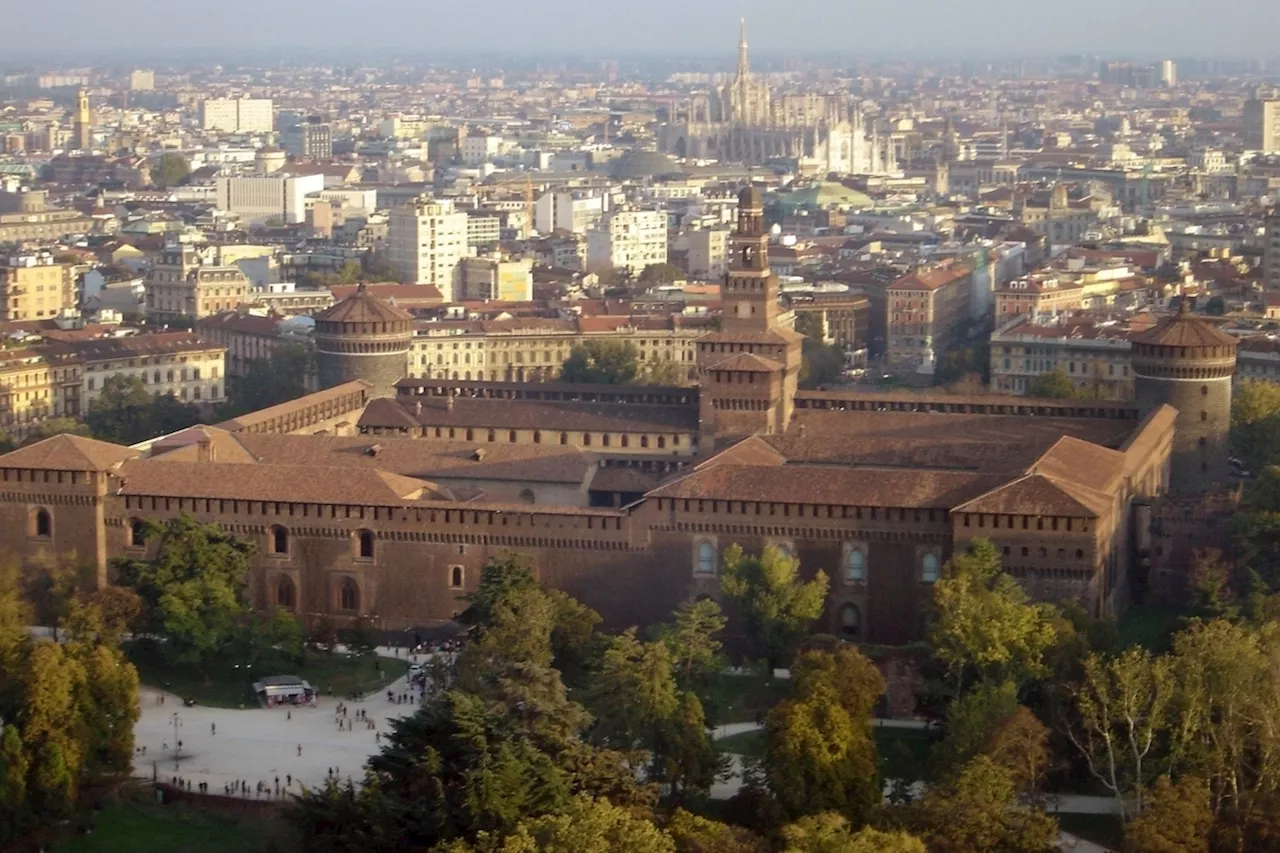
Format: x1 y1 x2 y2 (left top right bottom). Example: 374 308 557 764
170 712 182 758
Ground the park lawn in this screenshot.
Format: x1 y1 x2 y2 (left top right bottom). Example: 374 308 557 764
52 800 286 853
705 671 792 725
1117 604 1187 652
717 728 765 758
874 725 937 782
1057 812 1124 850
125 641 409 708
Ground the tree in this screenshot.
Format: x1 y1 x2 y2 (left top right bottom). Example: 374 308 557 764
219 343 315 419
1026 368 1082 399
928 539 1058 694
907 756 1057 853
790 646 885 721
363 253 403 283
934 341 989 386
153 153 190 189
20 418 93 445
1231 380 1280 472
484 795 675 853
799 339 845 390
719 544 829 668
86 374 201 445
638 263 684 284
1065 647 1174 819
655 598 726 687
931 680 1019 779
764 681 880 823
638 358 688 386
113 515 255 673
560 340 640 385
667 809 768 853
1124 775 1212 853
0 725 28 840
780 813 926 853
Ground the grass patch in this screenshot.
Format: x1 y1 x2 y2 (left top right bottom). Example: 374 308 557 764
704 671 792 725
1057 812 1124 850
125 641 408 708
52 800 286 853
717 728 765 758
875 725 937 782
1117 604 1187 652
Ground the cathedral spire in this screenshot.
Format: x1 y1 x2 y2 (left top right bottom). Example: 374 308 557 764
737 17 749 79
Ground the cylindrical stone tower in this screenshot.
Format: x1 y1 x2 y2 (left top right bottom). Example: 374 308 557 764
313 283 414 398
1131 300 1237 494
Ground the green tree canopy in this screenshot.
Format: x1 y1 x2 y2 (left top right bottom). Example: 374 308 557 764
560 340 640 385
780 813 926 853
799 339 846 390
906 755 1057 853
719 544 829 668
1124 775 1212 853
153 152 190 189
86 374 201 445
1025 368 1082 399
638 263 684 284
928 538 1058 694
1231 380 1280 472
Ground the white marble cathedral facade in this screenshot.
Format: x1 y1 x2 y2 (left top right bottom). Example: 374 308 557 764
658 21 896 176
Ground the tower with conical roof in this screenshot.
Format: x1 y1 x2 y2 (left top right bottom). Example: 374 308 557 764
1131 300 1237 493
313 283 414 398
695 186 804 444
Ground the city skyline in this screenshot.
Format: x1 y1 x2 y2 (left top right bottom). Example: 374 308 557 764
2 0 1278 62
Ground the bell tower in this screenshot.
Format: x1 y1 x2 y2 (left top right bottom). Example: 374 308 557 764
73 88 92 151
695 185 804 445
722 185 779 332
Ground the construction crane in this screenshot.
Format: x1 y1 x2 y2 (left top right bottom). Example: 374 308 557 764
523 174 534 240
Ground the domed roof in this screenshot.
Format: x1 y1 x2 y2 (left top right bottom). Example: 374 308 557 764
1131 300 1237 348
609 149 681 180
783 181 873 211
314 283 414 325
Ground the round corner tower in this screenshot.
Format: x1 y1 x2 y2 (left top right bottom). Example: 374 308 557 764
314 283 414 398
1131 301 1237 494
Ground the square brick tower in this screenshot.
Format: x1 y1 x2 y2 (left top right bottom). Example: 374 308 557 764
695 185 803 444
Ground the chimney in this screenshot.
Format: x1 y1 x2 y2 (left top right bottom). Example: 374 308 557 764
445 395 455 412
413 400 423 416
196 436 214 462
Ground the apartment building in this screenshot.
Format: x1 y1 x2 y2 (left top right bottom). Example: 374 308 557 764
388 197 469 298
145 246 252 324
686 227 729 279
407 315 702 384
201 97 274 134
72 332 226 407
586 209 668 277
0 254 75 322
1265 210 1280 292
465 211 502 247
885 263 973 373
194 311 291 380
215 173 325 226
459 257 534 302
1245 99 1280 153
533 190 606 235
0 348 53 437
988 315 1136 400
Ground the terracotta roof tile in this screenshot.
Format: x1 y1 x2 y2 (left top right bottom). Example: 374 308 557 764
363 396 698 434
704 352 783 372
115 459 448 504
0 434 138 471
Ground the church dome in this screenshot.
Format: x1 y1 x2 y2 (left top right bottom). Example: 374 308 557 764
610 149 682 180
782 181 873 212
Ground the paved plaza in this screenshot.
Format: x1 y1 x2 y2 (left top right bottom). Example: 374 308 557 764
131 657 421 798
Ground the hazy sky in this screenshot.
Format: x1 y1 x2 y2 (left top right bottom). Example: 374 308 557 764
1 0 1273 61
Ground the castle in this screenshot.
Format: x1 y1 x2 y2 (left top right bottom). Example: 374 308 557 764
0 188 1234 644
658 22 897 176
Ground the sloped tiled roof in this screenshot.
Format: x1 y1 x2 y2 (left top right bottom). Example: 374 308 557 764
1130 302 1236 348
314 283 414 325
0 434 137 471
951 473 1107 518
115 459 447 504
704 352 783 373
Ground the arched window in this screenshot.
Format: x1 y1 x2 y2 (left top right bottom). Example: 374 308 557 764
32 507 51 539
559 432 568 445
621 435 629 448
845 549 866 583
774 542 794 559
921 553 940 583
129 518 147 547
696 542 716 575
449 566 464 589
357 530 374 559
640 435 649 448
276 576 296 609
533 430 541 444
339 578 359 611
840 603 861 638
508 430 517 443
270 525 288 555
520 488 535 503
582 433 592 447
